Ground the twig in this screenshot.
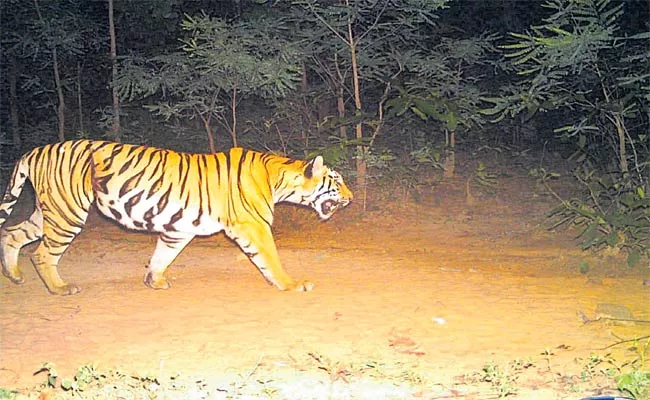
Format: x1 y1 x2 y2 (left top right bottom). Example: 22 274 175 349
597 334 650 350
582 315 650 325
234 355 264 391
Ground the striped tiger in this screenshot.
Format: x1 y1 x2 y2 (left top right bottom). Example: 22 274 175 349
0 139 352 295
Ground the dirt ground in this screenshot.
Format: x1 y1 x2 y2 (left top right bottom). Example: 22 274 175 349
1 167 648 399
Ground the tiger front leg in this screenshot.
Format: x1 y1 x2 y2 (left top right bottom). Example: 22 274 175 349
230 225 313 292
144 232 194 290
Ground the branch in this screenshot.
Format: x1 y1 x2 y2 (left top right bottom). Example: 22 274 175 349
356 0 390 44
305 1 350 46
369 59 403 148
597 334 650 350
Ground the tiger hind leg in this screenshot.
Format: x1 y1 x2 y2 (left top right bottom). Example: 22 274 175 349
144 232 194 290
30 207 90 296
31 243 81 295
0 208 44 284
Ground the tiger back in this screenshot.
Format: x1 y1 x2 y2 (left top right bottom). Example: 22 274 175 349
0 139 352 295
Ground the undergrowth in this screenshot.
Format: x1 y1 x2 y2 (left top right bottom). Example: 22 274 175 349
536 167 650 268
2 342 647 399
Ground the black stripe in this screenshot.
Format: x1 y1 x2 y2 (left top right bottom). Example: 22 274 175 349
163 209 183 231
125 190 144 216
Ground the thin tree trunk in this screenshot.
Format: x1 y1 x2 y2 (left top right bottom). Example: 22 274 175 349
337 86 347 140
443 129 456 178
77 62 84 135
614 115 628 174
333 53 347 141
108 0 121 141
34 0 65 141
52 47 66 142
9 56 20 149
231 85 238 148
347 17 366 192
301 63 310 156
203 118 216 153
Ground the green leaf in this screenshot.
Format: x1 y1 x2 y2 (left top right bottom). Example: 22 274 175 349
410 106 428 120
626 32 650 40
61 378 75 391
605 231 620 247
545 26 572 36
446 113 458 131
626 250 641 268
578 134 586 149
619 192 637 207
581 222 599 248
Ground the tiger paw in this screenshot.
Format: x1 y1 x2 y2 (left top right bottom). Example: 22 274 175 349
2 268 25 285
48 283 81 296
284 279 314 292
144 272 171 290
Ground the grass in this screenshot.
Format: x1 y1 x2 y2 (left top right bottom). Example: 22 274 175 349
2 344 647 400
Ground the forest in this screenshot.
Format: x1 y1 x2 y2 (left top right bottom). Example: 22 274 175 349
1 0 650 398
1 0 649 192
2 0 650 261
2 0 650 248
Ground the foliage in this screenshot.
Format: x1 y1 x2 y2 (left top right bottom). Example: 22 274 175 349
484 0 650 172
464 359 534 398
386 33 499 134
363 145 444 202
616 338 650 400
618 370 650 400
117 10 302 148
486 0 650 263
290 0 451 187
34 362 59 388
544 168 650 266
1 0 105 140
0 388 18 400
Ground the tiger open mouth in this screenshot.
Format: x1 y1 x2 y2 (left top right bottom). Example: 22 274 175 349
321 198 350 217
321 199 339 216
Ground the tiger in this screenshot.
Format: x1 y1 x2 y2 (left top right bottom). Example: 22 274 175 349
0 139 352 295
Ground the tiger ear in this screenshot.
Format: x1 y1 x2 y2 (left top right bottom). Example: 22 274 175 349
305 156 325 179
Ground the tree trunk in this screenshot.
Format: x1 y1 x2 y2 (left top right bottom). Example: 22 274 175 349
230 85 238 148
9 56 20 150
52 47 66 142
203 118 216 153
77 62 84 135
337 85 347 140
614 115 628 174
443 130 456 178
301 64 310 156
333 53 347 141
347 17 366 192
34 0 65 141
108 0 121 142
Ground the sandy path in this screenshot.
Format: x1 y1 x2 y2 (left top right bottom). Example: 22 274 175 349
1 193 648 398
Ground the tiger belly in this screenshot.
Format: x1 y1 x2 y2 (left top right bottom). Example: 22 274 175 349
94 192 224 235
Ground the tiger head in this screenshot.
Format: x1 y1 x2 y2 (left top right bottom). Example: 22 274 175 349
279 156 353 220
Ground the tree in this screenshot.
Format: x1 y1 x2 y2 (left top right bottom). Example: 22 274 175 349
2 0 103 143
118 12 301 151
483 0 650 175
108 0 121 141
292 0 450 194
386 33 498 178
484 0 650 263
